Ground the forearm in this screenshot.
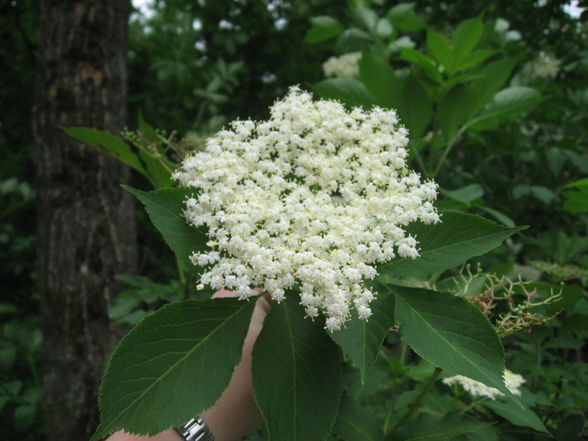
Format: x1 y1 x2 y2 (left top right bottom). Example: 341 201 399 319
106 295 269 441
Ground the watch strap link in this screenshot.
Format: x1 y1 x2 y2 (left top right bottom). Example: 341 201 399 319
176 417 214 441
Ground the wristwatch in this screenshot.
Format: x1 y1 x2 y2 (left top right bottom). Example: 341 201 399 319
176 417 214 441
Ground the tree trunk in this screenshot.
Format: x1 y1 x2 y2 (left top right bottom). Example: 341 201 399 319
32 1 135 440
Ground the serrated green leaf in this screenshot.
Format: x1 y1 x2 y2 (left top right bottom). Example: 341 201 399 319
398 48 443 84
62 127 146 176
396 76 433 140
465 58 517 120
469 86 543 130
134 115 174 188
393 287 507 395
313 78 378 108
438 84 471 141
378 211 524 280
563 177 588 189
359 50 399 108
252 295 342 441
93 298 257 440
456 49 499 72
392 413 493 441
450 15 484 74
427 30 452 71
333 393 384 441
335 28 374 53
483 398 549 434
305 16 344 44
124 186 207 270
388 3 426 32
440 184 484 206
329 290 395 381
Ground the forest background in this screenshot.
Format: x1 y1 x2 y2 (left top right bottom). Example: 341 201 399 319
0 0 587 441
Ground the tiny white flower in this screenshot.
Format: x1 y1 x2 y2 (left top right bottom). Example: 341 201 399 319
443 369 526 399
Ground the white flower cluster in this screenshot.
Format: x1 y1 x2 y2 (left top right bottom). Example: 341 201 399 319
531 53 562 79
322 52 362 78
174 86 439 331
443 369 525 400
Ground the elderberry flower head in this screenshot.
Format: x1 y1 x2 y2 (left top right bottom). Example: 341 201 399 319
443 369 525 399
322 52 362 78
174 86 439 331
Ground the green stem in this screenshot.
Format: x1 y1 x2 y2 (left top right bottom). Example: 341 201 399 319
175 255 188 299
383 388 397 435
432 124 468 178
400 343 409 367
459 397 487 415
390 367 442 434
410 141 429 178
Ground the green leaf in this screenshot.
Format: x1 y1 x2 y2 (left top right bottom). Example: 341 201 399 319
124 186 207 269
438 84 471 141
305 16 344 44
252 295 342 441
562 179 588 213
93 298 257 440
393 413 493 441
563 177 588 189
354 7 378 32
138 113 159 143
313 78 378 108
465 58 517 120
393 287 507 394
564 190 588 212
456 49 499 72
469 87 543 130
483 398 549 434
329 290 395 381
396 76 433 140
138 150 173 189
359 51 399 108
387 3 426 32
398 48 443 84
378 211 524 280
333 394 384 441
62 127 147 176
440 184 484 206
335 28 373 53
14 404 36 431
512 184 555 204
450 15 484 74
426 30 452 72
0 345 16 371
134 115 174 188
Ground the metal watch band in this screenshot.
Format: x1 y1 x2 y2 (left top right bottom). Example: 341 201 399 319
176 417 214 441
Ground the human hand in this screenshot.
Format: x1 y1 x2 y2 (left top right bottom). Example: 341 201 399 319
107 290 271 441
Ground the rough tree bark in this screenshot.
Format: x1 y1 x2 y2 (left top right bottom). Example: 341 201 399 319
32 1 136 440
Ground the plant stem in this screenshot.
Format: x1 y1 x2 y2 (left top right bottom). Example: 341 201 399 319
432 123 470 178
459 397 487 415
390 367 442 433
383 388 397 435
410 141 429 178
399 343 409 367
